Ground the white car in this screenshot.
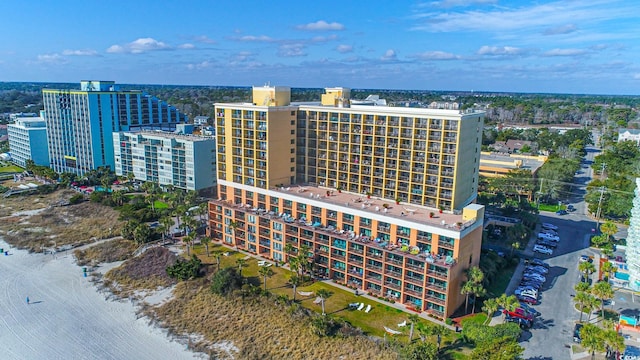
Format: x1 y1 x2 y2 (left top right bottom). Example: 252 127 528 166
533 245 553 255
515 289 538 298
523 273 546 283
542 223 558 231
538 233 560 242
540 228 558 236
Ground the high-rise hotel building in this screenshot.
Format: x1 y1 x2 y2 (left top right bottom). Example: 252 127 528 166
208 86 485 319
42 81 187 175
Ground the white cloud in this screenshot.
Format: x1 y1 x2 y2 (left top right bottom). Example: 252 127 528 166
232 51 254 62
543 24 577 35
311 34 338 43
106 38 171 54
36 53 68 64
237 35 274 42
425 0 497 8
477 45 523 56
543 48 588 56
186 60 214 70
278 44 306 57
193 35 216 44
381 49 397 61
296 20 345 31
178 43 195 49
336 45 353 53
412 50 459 60
61 49 98 56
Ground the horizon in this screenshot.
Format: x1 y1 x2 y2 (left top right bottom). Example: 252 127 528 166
1 1 639 96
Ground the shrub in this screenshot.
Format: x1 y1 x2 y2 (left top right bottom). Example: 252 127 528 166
69 194 84 204
166 255 203 281
445 318 453 325
210 267 243 296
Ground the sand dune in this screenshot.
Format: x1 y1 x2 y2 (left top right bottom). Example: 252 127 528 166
0 239 202 360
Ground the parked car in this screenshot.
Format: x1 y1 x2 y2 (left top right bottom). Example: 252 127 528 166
517 294 538 305
579 255 593 263
573 323 583 343
504 308 535 322
520 279 543 288
542 223 559 231
519 303 541 317
516 285 539 293
526 258 550 268
533 245 553 255
536 239 558 248
505 314 533 329
567 204 575 212
540 228 558 236
515 289 538 299
523 273 546 283
525 265 549 274
538 233 560 242
556 210 568 215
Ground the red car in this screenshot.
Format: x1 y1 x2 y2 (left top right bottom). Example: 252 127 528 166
516 295 538 305
503 308 534 322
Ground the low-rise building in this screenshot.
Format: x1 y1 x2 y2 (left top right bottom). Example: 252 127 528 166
113 130 216 192
7 116 50 167
618 128 640 146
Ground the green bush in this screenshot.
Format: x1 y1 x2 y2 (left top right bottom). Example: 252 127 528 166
445 318 453 325
210 267 243 296
166 255 202 281
69 194 84 204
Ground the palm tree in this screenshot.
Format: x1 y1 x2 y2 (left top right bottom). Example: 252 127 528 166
213 250 223 272
229 221 240 250
284 243 294 262
111 190 125 206
160 216 174 242
510 241 521 257
600 261 615 281
603 329 625 359
575 281 591 293
461 281 474 313
581 324 605 360
592 281 614 319
471 283 487 314
497 294 519 319
288 274 302 301
184 231 195 256
600 221 618 239
579 261 596 283
574 291 591 323
467 266 485 284
316 288 333 316
202 237 211 257
408 314 420 342
299 244 311 276
289 256 300 276
482 298 499 324
236 258 246 276
258 266 274 291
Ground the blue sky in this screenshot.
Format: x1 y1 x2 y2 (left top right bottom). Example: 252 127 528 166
1 0 638 95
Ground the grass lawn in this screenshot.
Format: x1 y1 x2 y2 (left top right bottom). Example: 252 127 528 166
191 243 461 344
154 200 169 209
485 262 517 297
0 164 23 173
536 203 563 212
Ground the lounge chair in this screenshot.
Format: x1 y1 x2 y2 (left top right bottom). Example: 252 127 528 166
349 302 360 309
398 321 407 327
297 290 314 297
384 326 402 335
365 305 372 313
357 303 365 311
313 297 322 305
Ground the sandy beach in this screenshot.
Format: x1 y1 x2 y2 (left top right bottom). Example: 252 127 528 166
0 239 202 360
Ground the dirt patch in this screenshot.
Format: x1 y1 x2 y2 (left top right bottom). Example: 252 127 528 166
0 189 76 217
0 192 123 252
75 238 137 267
105 247 178 297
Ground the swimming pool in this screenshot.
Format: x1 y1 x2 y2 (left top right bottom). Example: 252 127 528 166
615 272 630 281
94 186 113 193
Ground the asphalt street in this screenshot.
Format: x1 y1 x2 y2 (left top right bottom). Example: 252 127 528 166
518 146 603 359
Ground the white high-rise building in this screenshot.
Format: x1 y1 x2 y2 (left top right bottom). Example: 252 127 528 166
7 116 50 167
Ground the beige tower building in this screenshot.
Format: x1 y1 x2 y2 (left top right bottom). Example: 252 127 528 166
209 86 486 319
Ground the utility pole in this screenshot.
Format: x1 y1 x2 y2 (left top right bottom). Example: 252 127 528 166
595 163 606 233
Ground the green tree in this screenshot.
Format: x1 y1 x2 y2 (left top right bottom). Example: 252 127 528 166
600 221 618 238
470 336 524 360
210 267 243 296
407 314 420 342
471 283 487 314
600 261 615 281
236 258 247 276
288 274 302 301
581 324 605 360
111 189 125 206
316 288 333 316
603 329 625 359
229 221 240 250
482 298 499 324
592 281 614 319
213 250 223 272
461 281 474 314
579 261 596 282
401 340 438 360
133 223 151 245
166 255 202 280
201 237 211 257
258 266 274 292
574 291 594 323
575 281 591 293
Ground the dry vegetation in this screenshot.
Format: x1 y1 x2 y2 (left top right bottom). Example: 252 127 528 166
74 238 137 266
147 281 399 360
104 247 178 297
0 190 123 252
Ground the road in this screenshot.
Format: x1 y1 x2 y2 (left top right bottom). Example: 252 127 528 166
519 145 601 359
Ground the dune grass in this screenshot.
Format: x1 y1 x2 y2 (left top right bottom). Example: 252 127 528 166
74 238 137 266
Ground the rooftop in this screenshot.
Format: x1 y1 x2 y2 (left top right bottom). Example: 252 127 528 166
218 181 481 236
